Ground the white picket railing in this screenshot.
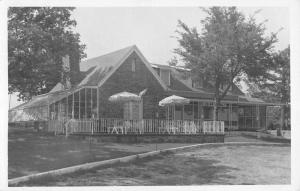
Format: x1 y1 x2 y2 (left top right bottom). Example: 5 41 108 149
48 118 224 135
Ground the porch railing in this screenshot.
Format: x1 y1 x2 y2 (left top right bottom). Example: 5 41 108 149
48 118 224 135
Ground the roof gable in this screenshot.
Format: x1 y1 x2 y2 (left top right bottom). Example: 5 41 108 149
78 45 168 91
80 46 134 72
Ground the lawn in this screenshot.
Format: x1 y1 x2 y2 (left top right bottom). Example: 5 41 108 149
16 143 290 186
8 128 194 179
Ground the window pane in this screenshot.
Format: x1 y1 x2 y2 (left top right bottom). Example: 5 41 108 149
132 59 136 72
86 88 92 118
183 104 193 120
160 69 170 86
50 104 55 119
203 106 213 120
193 102 199 119
54 102 59 119
92 89 97 117
175 105 183 120
244 106 252 116
74 91 79 119
68 95 73 118
80 89 86 119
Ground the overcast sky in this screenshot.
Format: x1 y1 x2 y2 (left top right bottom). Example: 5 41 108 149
9 7 289 108
72 7 289 64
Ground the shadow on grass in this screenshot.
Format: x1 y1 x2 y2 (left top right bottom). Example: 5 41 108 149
14 152 239 186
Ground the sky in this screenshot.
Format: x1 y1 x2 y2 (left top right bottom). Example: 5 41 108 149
9 7 289 108
72 7 289 64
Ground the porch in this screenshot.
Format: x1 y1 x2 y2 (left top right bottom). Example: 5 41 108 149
47 118 225 136
46 88 267 131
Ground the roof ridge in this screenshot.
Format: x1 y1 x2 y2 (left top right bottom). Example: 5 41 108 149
78 45 135 87
80 45 135 65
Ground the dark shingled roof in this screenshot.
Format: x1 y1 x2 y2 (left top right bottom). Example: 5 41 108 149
78 46 134 87
165 90 239 101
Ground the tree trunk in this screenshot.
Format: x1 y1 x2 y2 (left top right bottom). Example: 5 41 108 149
213 98 220 121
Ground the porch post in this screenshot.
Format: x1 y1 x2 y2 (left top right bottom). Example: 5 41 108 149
256 104 260 129
228 103 231 130
198 102 200 119
79 89 81 119
192 102 194 121
97 88 99 119
182 104 184 120
173 105 175 120
72 93 74 119
85 88 87 119
47 101 50 132
265 106 268 130
91 88 93 117
54 103 56 135
167 106 169 120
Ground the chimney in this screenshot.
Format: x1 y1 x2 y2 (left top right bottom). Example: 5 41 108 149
62 55 71 89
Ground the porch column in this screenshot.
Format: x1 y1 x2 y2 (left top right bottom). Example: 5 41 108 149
256 104 260 129
182 104 184 120
47 101 50 121
53 102 56 119
79 89 81 119
66 95 68 119
97 88 99 119
192 102 194 121
228 103 231 130
173 105 175 120
85 88 87 119
167 105 169 120
72 93 74 119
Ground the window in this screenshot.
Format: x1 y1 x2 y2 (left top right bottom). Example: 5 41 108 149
175 105 183 120
132 59 136 72
74 91 79 119
92 89 97 117
86 88 92 118
80 89 86 119
153 67 160 76
160 69 170 86
203 106 213 120
183 104 193 120
67 94 73 118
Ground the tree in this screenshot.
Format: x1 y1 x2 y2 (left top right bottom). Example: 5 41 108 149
8 7 86 101
172 7 277 121
247 46 290 131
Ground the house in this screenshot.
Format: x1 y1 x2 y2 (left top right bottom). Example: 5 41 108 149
9 45 274 132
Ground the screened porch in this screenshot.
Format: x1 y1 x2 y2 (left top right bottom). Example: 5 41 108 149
49 87 98 121
162 101 267 131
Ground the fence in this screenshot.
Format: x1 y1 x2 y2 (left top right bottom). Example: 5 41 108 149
48 118 225 136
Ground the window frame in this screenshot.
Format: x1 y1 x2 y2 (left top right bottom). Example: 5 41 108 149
159 68 170 86
131 58 136 72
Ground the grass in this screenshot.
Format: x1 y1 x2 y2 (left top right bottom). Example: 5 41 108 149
8 128 194 179
15 143 290 186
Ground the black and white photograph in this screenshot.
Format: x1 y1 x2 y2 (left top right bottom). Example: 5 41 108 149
1 0 300 190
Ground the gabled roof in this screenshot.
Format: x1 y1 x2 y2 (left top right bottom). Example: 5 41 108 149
78 46 134 86
78 45 168 90
152 63 245 96
10 89 74 111
80 46 134 72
